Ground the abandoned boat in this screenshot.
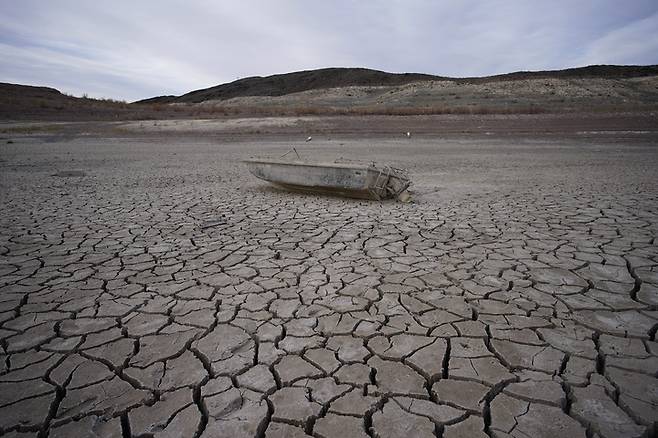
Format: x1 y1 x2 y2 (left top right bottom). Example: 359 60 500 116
244 157 411 200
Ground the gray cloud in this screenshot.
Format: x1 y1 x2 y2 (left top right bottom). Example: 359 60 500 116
1 0 657 101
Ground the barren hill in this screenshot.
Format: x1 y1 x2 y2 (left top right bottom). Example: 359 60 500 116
0 82 143 120
2 65 658 120
138 68 440 104
137 65 658 105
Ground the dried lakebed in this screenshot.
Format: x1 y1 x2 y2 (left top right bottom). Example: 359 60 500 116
0 133 657 438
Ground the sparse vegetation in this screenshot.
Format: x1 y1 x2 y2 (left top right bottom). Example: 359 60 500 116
2 65 658 121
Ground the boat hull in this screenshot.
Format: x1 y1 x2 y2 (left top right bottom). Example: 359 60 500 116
244 159 409 200
270 181 380 200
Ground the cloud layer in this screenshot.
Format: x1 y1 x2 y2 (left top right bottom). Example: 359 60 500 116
1 0 657 101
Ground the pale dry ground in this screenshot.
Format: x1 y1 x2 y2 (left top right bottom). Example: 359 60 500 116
119 117 321 133
1 124 657 438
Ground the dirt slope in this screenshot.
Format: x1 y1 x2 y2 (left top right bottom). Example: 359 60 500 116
143 68 440 104
138 65 658 104
3 65 658 121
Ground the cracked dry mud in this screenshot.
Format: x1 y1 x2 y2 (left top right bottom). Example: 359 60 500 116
1 133 657 438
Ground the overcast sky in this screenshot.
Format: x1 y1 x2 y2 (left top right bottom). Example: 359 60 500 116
1 0 657 101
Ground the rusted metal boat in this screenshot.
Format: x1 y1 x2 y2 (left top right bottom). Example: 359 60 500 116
244 156 411 201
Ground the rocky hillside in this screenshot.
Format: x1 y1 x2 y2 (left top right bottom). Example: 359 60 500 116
2 65 658 120
0 83 185 121
137 65 658 105
138 68 441 104
0 82 134 120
